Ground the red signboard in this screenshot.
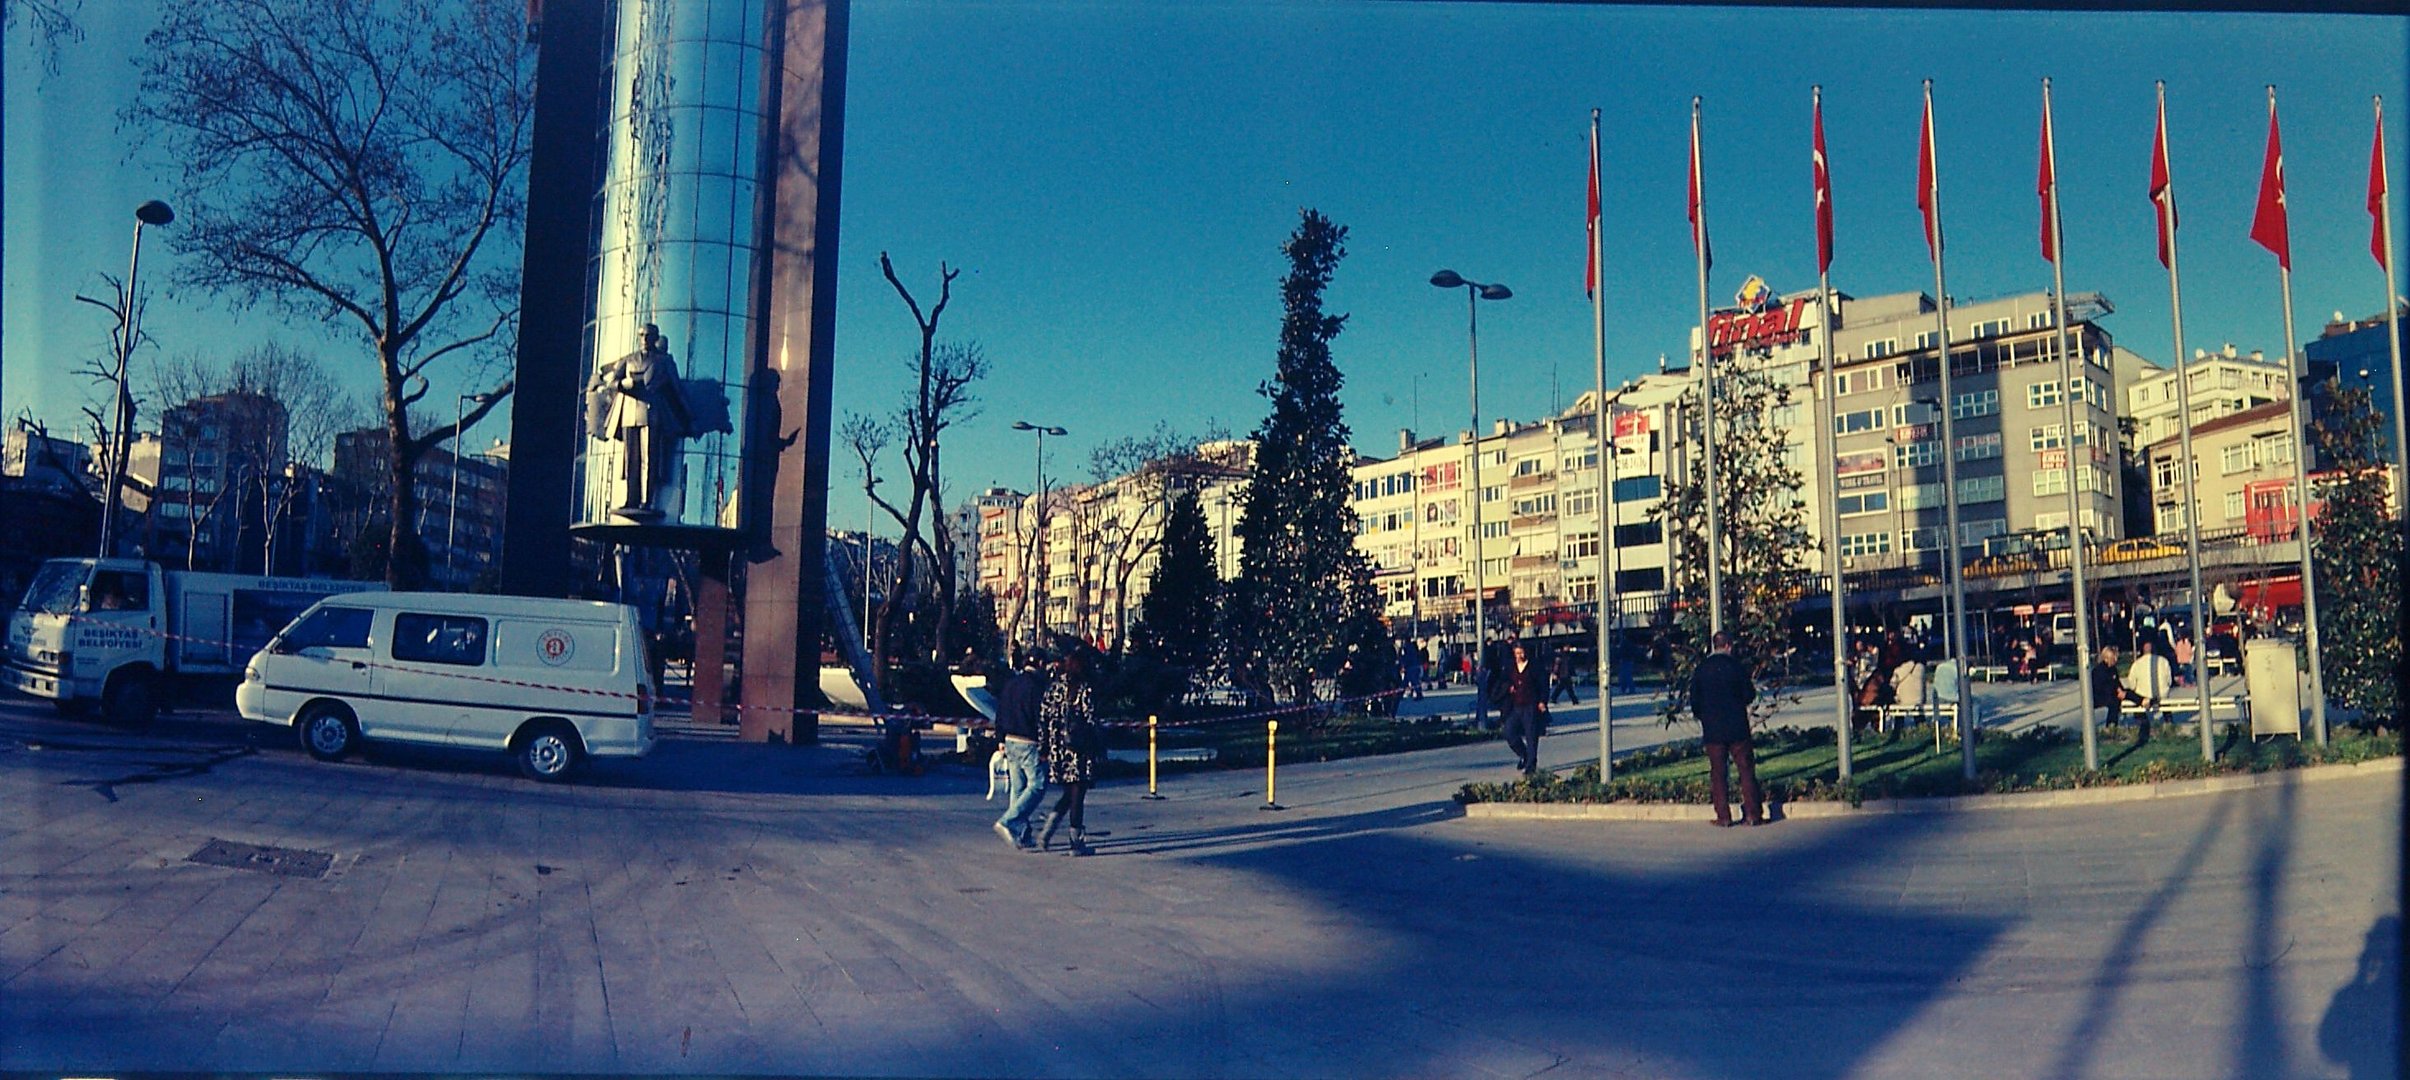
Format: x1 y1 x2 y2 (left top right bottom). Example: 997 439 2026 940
1706 296 1813 358
1613 411 1652 438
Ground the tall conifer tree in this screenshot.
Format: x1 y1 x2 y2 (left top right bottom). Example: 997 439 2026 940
2307 384 2400 725
1225 209 1387 704
1133 487 1221 673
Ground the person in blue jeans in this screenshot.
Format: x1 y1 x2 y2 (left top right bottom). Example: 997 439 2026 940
991 653 1050 849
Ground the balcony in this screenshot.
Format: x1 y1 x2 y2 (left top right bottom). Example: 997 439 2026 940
1509 471 1556 491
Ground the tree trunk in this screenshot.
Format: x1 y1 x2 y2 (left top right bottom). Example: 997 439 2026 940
384 406 428 590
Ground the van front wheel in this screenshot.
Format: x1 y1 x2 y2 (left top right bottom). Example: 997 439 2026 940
298 703 359 761
516 723 583 782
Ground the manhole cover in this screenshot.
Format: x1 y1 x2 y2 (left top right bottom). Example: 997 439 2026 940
187 839 334 879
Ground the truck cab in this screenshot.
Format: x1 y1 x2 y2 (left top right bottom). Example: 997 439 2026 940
5 558 167 723
5 557 375 726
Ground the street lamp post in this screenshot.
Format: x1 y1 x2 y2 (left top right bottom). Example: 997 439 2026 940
446 391 498 586
88 200 175 559
1012 420 1068 651
1431 270 1512 725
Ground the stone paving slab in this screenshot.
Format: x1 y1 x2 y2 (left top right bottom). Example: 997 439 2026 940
0 698 2397 1077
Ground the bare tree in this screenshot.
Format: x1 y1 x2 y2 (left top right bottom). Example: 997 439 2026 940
859 253 987 675
129 0 527 587
1078 424 1229 653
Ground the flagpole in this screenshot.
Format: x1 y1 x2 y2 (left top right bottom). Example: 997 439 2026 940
2256 86 2329 744
1692 96 1724 638
1591 107 1617 780
2157 82 2215 763
2376 95 2407 524
2042 78 2102 772
1813 85 1853 780
1923 80 1976 780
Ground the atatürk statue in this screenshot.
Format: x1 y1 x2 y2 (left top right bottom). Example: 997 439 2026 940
586 322 692 518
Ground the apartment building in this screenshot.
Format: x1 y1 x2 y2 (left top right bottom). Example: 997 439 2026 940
2125 344 2292 448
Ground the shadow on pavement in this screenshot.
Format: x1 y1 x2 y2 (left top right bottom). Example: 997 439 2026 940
2317 914 2400 1079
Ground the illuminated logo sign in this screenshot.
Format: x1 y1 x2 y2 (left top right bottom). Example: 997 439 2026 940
1705 275 1812 359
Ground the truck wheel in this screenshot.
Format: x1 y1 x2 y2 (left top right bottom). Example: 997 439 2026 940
298 703 359 761
102 674 158 729
515 722 583 782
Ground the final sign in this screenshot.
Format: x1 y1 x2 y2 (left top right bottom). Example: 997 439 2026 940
1706 275 1812 359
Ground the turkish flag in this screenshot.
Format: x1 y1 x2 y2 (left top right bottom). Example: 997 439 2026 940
2369 103 2389 272
2038 94 2058 264
2149 95 2177 269
1916 92 1940 261
1814 95 1833 275
2249 92 2290 270
1588 121 1603 298
1690 103 1712 273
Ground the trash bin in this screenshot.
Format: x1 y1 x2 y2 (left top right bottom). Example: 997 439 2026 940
2244 638 2301 738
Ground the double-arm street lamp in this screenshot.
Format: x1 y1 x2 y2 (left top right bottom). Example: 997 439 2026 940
1012 420 1068 650
1431 270 1511 721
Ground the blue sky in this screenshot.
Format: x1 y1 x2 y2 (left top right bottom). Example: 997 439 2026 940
7 1 2406 504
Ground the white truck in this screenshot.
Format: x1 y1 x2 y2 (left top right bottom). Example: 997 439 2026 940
4 557 376 726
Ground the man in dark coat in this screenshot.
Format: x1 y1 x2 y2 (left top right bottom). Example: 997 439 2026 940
1488 641 1550 774
1690 633 1762 827
990 652 1048 848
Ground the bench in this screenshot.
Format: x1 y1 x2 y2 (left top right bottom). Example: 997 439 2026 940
1872 702 1959 730
2137 695 2248 721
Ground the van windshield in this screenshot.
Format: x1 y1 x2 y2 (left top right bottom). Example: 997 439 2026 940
21 562 89 615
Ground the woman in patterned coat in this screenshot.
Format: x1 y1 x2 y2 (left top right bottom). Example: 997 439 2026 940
1037 649 1101 855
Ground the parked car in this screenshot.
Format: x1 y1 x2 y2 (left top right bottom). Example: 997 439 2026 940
238 592 656 781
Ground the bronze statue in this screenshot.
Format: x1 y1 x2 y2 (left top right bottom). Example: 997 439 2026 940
586 323 691 517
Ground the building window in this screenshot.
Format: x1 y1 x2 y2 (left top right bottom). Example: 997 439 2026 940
2221 443 2255 474
1952 389 2000 419
2027 381 2065 409
1894 440 1942 469
1898 481 1945 510
2224 491 2246 520
1837 491 1890 516
2263 435 2294 465
1482 484 1505 503
1957 475 2006 503
1835 407 1885 435
2033 469 2068 496
1612 475 1661 503
1565 491 1597 517
1481 520 1511 539
1861 338 1898 360
2030 424 2067 451
1958 518 2008 547
1914 330 1941 350
1969 317 2011 338
1612 520 1664 547
1839 531 1892 557
2028 311 2053 329
1513 457 1545 476
1890 400 1940 426
1616 567 1666 593
1957 433 2003 461
1901 526 1944 552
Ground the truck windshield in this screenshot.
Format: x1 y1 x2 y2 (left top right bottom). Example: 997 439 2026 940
21 562 88 615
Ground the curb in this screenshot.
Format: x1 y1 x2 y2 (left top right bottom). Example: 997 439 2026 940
1459 755 2403 822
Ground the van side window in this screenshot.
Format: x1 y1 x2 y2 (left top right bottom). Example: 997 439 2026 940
86 570 149 612
393 613 488 667
282 607 374 651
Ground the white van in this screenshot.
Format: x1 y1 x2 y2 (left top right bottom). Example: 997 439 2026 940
237 592 657 780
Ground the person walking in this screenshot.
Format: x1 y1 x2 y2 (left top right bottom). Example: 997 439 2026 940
1548 648 1581 706
1691 633 1762 826
1488 641 1550 774
2123 637 2173 743
2090 644 2125 735
1037 650 1103 855
989 652 1048 850
1398 639 1426 700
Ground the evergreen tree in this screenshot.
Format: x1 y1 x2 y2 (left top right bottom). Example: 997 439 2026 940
1133 487 1221 673
2307 385 2400 726
1651 352 1817 726
1223 209 1386 704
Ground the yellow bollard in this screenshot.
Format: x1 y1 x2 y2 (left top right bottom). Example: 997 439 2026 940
1262 718 1284 811
1142 714 1165 800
